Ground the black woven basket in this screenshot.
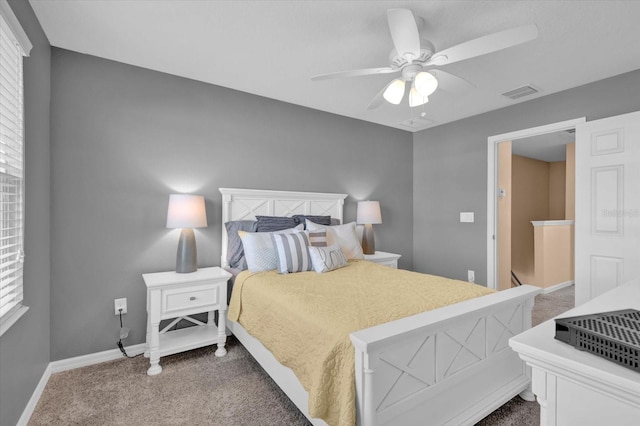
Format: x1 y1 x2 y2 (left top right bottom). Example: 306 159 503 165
554 309 640 373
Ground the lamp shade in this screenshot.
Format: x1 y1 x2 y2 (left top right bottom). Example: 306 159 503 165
166 194 208 229
357 201 382 225
414 71 438 97
383 79 405 105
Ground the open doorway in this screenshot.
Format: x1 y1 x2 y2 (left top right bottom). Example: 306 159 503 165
486 118 586 293
499 132 575 293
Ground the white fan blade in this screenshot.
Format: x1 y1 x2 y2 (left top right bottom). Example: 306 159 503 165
367 81 394 110
387 9 421 61
428 70 475 94
427 24 538 66
311 67 398 81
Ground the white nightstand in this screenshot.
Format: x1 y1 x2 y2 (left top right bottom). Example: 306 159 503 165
364 251 401 268
142 266 232 376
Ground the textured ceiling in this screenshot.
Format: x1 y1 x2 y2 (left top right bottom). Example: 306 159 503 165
29 1 640 132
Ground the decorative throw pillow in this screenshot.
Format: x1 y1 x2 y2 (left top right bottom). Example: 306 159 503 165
224 220 257 269
308 230 327 247
255 216 298 232
292 215 332 228
271 231 313 274
306 220 364 260
309 243 348 273
239 225 303 272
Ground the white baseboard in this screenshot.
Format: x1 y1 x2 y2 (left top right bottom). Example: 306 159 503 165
17 342 146 425
542 280 574 294
16 363 52 426
50 343 146 373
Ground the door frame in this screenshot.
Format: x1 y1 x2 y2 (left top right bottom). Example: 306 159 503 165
486 117 586 290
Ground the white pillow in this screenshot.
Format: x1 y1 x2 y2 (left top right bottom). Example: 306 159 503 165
309 243 349 273
306 220 364 260
272 230 313 274
239 225 303 272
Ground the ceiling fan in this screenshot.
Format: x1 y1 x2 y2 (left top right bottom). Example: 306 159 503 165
311 9 538 110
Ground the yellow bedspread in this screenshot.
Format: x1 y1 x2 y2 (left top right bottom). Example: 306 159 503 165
228 260 494 426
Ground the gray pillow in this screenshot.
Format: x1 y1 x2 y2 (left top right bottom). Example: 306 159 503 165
225 220 257 269
255 215 298 232
292 215 332 228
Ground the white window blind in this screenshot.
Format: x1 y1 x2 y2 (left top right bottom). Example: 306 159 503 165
0 9 25 323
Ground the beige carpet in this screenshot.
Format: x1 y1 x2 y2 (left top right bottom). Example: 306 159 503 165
29 285 574 426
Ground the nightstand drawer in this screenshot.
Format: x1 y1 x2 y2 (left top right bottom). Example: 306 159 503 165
162 285 219 315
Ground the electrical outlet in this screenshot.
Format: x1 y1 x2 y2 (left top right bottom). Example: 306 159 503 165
114 298 127 315
468 270 475 283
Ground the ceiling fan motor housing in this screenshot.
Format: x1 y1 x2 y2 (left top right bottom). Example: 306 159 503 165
389 39 435 69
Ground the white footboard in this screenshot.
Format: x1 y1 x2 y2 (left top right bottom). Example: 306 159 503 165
350 285 540 426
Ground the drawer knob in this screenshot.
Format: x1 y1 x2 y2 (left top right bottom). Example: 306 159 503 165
189 296 196 301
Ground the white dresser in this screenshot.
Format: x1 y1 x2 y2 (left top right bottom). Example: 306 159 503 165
510 279 640 426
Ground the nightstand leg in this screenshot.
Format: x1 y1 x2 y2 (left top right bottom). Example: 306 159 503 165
147 288 163 375
215 307 227 357
144 310 150 358
147 321 162 375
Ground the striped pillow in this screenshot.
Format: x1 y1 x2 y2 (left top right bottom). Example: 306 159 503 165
308 230 327 247
239 225 303 272
271 231 312 274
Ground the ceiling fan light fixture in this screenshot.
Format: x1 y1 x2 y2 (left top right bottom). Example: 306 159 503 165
409 86 429 107
383 79 405 104
414 71 438 97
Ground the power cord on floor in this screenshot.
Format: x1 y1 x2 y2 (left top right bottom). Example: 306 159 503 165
117 308 138 358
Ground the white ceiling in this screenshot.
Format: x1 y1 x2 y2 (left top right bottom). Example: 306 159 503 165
512 130 575 162
29 1 640 132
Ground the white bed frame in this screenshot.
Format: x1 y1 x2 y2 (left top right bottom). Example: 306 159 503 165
220 188 540 425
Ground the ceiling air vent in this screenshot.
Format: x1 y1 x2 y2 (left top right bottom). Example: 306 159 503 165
501 85 540 100
399 116 433 130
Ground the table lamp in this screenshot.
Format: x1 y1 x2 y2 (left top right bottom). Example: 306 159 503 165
357 201 382 255
166 194 207 273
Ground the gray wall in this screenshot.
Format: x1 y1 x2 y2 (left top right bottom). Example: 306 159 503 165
50 49 413 360
0 1 51 425
413 69 640 284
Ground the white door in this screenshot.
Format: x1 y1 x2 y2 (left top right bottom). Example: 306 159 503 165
575 111 640 305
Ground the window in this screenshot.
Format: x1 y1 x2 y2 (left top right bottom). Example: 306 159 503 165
0 1 31 336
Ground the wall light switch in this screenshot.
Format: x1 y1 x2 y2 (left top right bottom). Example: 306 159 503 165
460 212 475 223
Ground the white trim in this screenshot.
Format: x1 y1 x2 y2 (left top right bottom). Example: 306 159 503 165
17 342 146 424
486 117 586 290
531 220 575 227
541 280 574 294
0 0 32 55
49 343 146 373
16 363 51 426
0 304 28 337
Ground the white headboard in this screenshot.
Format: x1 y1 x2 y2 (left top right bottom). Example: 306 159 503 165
219 188 347 268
